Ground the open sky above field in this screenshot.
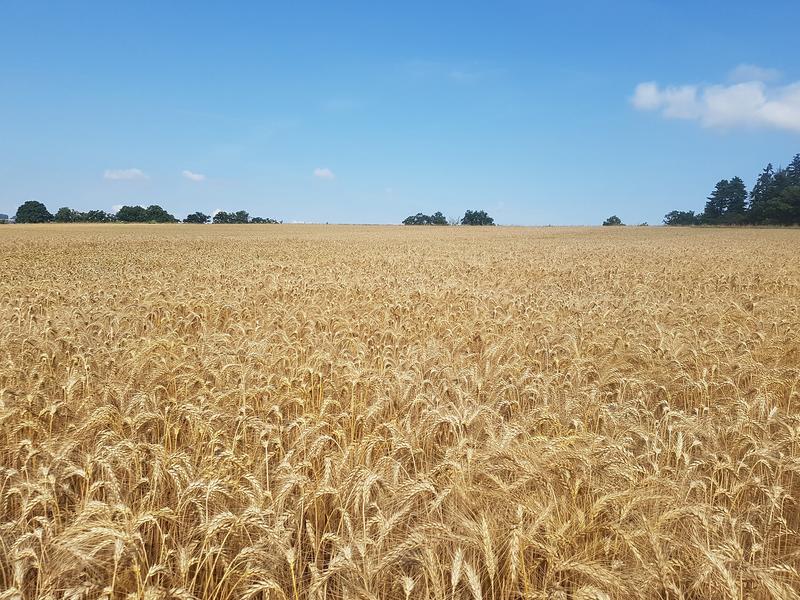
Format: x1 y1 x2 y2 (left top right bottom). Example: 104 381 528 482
1 1 798 225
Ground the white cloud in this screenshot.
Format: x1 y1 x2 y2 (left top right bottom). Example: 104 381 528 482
630 82 662 110
729 64 781 83
632 82 701 119
632 69 800 133
104 168 148 181
313 167 335 180
212 208 223 216
111 204 123 213
182 170 206 181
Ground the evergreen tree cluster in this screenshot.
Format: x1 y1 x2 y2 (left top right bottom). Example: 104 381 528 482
664 153 800 226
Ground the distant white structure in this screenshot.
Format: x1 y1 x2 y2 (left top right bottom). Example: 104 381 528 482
0 213 9 223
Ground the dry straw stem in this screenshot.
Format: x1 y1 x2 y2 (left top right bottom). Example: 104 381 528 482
1 223 799 599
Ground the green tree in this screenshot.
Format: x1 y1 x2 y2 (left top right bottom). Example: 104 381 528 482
116 205 148 222
85 210 115 223
460 210 495 226
232 210 250 224
779 186 800 223
116 204 175 223
602 215 623 226
430 211 447 225
703 179 729 222
664 152 800 226
250 216 279 224
749 164 775 222
54 207 81 223
211 210 250 223
724 176 747 215
145 205 177 223
663 210 698 226
402 211 449 225
15 200 53 223
787 154 800 186
184 212 210 224
759 196 793 224
402 213 429 225
752 163 798 225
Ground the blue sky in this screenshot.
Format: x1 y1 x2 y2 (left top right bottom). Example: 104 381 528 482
1 1 798 224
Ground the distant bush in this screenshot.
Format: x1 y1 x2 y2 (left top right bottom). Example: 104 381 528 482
116 205 177 223
54 207 81 223
663 210 699 226
460 210 495 226
85 210 117 223
213 211 249 224
116 206 148 222
184 212 210 224
402 211 448 225
212 211 279 224
54 207 117 223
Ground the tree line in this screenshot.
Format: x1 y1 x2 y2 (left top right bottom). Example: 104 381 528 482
402 209 495 226
208 211 278 224
664 153 800 226
11 201 280 224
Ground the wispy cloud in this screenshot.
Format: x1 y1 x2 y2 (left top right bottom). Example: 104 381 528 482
728 63 781 83
104 168 148 181
111 204 123 213
313 167 335 180
631 67 800 133
182 170 206 181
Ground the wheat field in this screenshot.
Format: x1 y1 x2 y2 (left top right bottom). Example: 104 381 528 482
1 224 799 599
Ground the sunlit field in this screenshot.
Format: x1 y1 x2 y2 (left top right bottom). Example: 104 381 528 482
1 224 799 599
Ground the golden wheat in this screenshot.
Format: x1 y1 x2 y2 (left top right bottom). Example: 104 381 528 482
1 223 799 599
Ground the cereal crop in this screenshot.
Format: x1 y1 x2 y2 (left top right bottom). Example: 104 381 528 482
1 224 799 599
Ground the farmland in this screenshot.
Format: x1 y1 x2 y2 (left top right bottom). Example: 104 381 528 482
1 224 799 599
